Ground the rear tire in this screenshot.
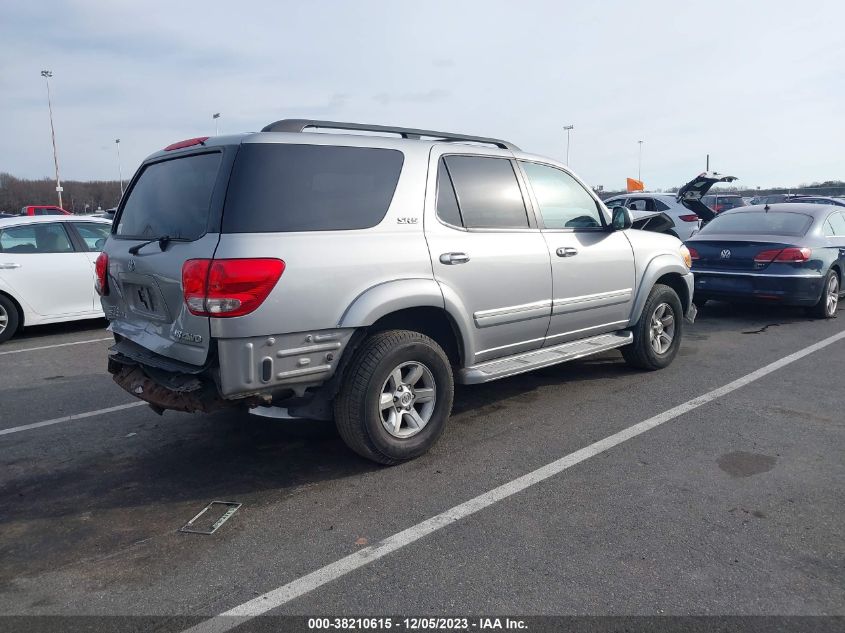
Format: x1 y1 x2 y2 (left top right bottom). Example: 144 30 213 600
622 284 684 370
807 270 839 319
0 294 20 344
334 330 454 465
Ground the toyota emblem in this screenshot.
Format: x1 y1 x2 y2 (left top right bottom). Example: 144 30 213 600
720 249 732 259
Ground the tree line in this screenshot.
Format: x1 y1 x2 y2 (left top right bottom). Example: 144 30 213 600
0 173 122 214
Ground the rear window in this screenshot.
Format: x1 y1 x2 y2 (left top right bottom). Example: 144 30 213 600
116 152 223 240
700 211 813 237
442 156 528 229
222 144 404 233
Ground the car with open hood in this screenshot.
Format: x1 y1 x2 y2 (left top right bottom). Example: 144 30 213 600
604 172 738 240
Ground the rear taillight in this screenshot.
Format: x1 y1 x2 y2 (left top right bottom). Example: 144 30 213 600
182 258 285 317
95 252 109 296
687 246 700 260
754 247 812 264
679 214 699 222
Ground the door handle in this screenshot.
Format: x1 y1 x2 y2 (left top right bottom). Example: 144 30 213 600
0 263 21 269
556 247 578 258
439 252 470 265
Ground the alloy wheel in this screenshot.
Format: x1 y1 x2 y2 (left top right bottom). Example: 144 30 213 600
0 303 7 336
649 302 676 355
379 361 437 439
827 275 839 316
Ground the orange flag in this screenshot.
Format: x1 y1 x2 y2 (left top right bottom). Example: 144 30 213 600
626 178 644 192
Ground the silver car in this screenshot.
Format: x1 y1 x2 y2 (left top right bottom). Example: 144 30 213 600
99 120 696 464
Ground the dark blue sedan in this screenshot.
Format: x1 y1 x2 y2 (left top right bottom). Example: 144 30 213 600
685 203 845 318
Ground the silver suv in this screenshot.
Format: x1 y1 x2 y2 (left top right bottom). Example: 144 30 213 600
99 120 695 464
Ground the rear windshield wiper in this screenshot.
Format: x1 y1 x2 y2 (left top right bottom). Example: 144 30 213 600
128 235 190 255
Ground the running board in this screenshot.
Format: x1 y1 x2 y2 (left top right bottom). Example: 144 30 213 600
458 331 633 385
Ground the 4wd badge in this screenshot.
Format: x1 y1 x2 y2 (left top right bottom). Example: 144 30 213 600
173 329 204 345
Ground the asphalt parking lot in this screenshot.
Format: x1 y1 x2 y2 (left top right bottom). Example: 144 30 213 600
0 303 843 628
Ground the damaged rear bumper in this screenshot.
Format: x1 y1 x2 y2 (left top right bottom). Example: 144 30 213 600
108 348 270 415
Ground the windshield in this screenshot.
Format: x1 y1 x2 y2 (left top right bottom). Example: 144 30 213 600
116 152 223 240
700 211 813 237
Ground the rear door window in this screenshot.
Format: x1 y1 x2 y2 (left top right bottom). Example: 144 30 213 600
443 156 528 229
0 223 74 253
435 159 463 227
116 152 223 240
223 144 404 232
72 222 111 251
827 212 845 236
626 197 656 212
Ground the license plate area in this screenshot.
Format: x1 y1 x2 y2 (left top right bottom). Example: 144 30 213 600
119 273 171 321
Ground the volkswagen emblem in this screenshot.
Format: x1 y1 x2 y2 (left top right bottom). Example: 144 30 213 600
128 259 136 272
720 249 732 259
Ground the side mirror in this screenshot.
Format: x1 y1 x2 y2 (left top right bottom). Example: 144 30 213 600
611 206 633 231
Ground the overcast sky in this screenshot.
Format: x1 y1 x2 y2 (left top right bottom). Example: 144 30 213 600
2 0 843 190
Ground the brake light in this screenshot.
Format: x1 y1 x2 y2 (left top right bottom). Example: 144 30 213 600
95 252 109 296
164 137 209 151
687 246 700 260
678 214 700 223
182 258 285 317
754 247 812 264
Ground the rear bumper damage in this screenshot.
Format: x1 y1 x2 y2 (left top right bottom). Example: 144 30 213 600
108 356 270 415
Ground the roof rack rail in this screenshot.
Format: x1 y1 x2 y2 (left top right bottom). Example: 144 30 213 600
260 119 520 151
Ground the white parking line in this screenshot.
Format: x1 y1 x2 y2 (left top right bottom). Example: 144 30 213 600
0 402 146 436
183 328 845 633
0 337 112 356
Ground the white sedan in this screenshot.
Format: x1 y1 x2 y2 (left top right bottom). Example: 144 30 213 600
0 215 112 343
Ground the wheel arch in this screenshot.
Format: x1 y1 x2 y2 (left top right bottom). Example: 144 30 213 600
0 289 25 331
629 255 693 326
337 278 472 367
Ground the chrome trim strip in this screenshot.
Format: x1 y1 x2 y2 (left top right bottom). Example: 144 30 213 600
477 335 547 357
473 299 552 328
544 320 630 343
552 288 633 315
693 269 820 278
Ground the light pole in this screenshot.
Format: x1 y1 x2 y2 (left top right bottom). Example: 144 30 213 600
637 140 644 183
213 112 221 135
115 139 124 196
41 70 63 209
563 125 574 165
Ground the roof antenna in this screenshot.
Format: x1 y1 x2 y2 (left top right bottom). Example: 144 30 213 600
764 204 770 212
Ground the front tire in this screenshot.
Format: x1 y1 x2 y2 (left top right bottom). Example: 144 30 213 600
622 284 684 370
0 294 21 344
807 270 839 319
334 330 454 465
